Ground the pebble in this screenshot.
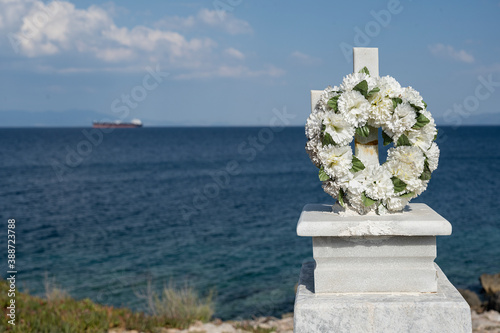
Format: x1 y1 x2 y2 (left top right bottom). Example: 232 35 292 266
472 310 500 333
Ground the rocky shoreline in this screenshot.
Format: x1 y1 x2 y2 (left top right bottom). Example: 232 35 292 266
109 315 294 333
459 272 500 332
471 310 500 332
110 310 500 333
109 310 500 333
110 272 500 333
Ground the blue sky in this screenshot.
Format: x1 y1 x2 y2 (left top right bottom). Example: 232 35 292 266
1 0 499 126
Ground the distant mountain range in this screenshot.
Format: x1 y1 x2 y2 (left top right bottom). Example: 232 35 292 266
1 109 500 127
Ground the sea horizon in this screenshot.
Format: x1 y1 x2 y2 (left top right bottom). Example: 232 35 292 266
1 124 500 128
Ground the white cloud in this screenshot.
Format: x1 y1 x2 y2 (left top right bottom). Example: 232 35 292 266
197 9 252 35
156 9 252 35
100 25 217 67
464 39 481 45
17 2 114 57
428 43 475 63
0 0 34 31
4 0 217 69
39 65 149 74
224 47 245 60
0 0 277 79
175 65 285 80
469 63 500 75
290 51 321 66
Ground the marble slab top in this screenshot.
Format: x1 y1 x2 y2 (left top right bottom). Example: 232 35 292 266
297 203 452 237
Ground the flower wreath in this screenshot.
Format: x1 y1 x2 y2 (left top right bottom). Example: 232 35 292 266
305 67 440 214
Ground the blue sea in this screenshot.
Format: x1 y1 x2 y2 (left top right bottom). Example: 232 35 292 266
0 126 499 320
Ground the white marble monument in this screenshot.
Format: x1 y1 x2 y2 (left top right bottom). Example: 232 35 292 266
294 48 472 332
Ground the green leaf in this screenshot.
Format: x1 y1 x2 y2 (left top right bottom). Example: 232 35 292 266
382 131 392 146
391 97 402 109
412 113 430 129
321 123 326 134
434 129 438 141
367 87 380 97
351 156 365 173
355 125 370 137
319 167 330 181
391 177 407 193
362 192 376 207
327 95 340 112
419 159 432 180
400 192 415 198
353 80 368 98
338 188 345 207
410 103 423 112
422 100 427 108
322 132 335 146
359 66 370 75
396 134 411 146
420 170 432 180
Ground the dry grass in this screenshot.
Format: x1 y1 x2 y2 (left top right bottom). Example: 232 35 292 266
43 272 69 302
143 280 215 328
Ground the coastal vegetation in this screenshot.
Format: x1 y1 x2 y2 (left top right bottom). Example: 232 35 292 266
0 277 214 333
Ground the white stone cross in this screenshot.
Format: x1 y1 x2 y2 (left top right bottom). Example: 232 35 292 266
311 47 380 166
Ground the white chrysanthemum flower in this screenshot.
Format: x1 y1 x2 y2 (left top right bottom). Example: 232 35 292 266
305 111 324 139
377 203 388 215
363 165 394 200
408 179 428 196
387 146 425 172
384 196 411 211
367 76 403 127
305 137 321 168
316 86 341 112
318 145 353 178
340 164 393 201
406 125 435 151
377 76 403 98
315 100 326 113
340 73 376 92
323 85 341 98
368 94 393 127
386 146 425 181
344 165 393 200
337 169 363 195
322 180 340 198
414 110 437 147
323 113 355 146
345 189 373 215
425 142 440 172
386 160 422 190
402 87 425 109
338 91 371 127
388 102 417 141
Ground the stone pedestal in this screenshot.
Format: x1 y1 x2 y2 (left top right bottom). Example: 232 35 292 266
294 261 471 333
293 203 472 332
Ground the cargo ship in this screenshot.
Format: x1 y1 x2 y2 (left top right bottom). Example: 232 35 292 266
92 119 142 128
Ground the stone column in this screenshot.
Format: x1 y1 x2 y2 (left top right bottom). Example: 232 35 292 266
353 47 379 167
